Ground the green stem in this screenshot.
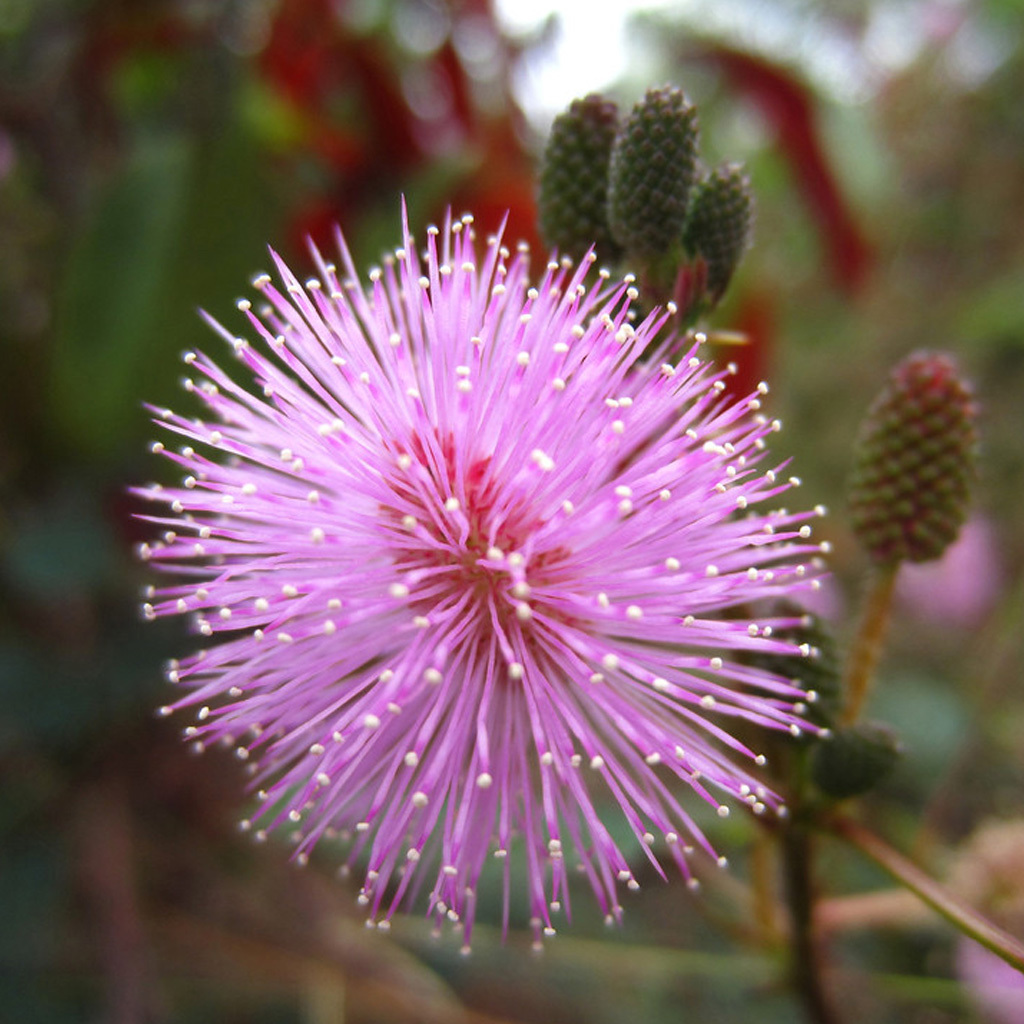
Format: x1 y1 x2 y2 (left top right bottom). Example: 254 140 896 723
781 821 842 1024
831 816 1024 973
842 565 898 725
751 830 781 945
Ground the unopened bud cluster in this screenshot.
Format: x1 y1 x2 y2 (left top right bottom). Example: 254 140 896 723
538 86 753 320
849 351 977 566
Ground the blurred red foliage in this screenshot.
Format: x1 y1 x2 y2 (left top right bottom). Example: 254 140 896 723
707 47 873 295
260 0 539 253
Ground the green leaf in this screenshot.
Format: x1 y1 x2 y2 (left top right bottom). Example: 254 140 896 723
49 136 192 458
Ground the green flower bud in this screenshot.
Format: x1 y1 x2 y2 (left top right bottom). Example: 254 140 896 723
849 352 977 566
738 610 841 732
681 163 753 304
538 94 621 262
608 86 698 259
810 721 902 800
794 617 842 730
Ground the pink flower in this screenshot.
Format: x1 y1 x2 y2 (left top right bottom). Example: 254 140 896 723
896 517 1001 627
958 939 1024 1024
137 208 825 948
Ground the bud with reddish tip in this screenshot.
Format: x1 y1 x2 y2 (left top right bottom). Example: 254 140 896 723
538 94 621 262
682 163 754 305
608 86 699 260
849 352 978 566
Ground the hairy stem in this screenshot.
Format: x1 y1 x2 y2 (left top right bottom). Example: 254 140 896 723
841 565 898 725
781 821 842 1024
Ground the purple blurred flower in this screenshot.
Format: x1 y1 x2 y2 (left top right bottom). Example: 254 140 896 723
951 820 1024 1024
137 209 825 948
958 939 1024 1024
896 517 1001 627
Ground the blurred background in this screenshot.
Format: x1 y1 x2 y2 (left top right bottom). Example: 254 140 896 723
2 0 1024 1021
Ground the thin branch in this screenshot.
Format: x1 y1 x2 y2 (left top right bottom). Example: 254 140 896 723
831 816 1024 973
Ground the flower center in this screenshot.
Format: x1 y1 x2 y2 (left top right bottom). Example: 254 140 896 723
384 436 545 639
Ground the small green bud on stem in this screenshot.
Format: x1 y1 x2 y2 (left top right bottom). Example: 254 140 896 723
538 94 621 262
849 351 977 567
841 352 977 727
682 163 754 306
811 721 902 800
608 86 699 262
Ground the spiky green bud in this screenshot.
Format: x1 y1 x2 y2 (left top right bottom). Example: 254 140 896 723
794 617 842 730
849 352 977 566
810 721 902 800
607 86 698 259
682 163 753 304
742 610 842 732
538 94 621 262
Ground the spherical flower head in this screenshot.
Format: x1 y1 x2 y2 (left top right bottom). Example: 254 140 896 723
136 207 826 949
